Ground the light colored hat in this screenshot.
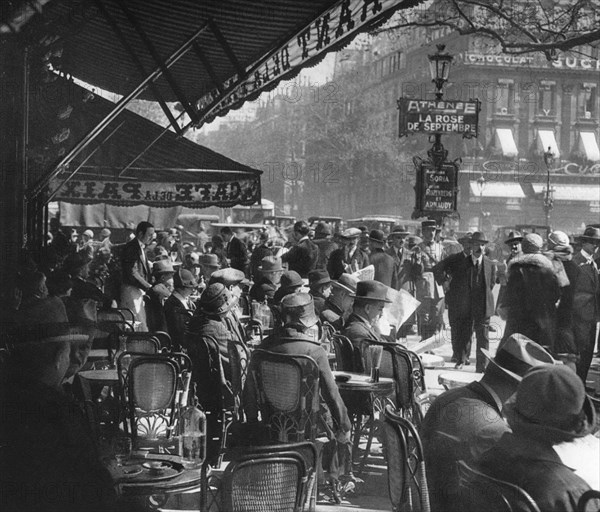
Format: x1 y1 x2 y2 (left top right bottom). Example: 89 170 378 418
198 283 235 316
351 280 392 303
153 259 175 275
281 293 319 329
332 273 358 294
340 227 362 239
521 233 544 254
547 231 570 248
100 228 111 238
83 229 94 238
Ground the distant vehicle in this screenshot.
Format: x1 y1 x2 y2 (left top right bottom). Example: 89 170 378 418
230 198 275 224
176 213 220 246
346 216 421 235
264 215 296 231
308 216 343 233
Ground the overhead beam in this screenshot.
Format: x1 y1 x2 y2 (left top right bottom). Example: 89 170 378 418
208 19 244 75
93 0 183 135
27 21 209 200
114 0 200 125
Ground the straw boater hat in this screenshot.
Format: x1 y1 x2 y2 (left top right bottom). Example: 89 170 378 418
504 364 596 444
504 230 523 245
331 273 358 294
197 283 235 316
281 293 319 329
351 280 392 303
481 333 555 383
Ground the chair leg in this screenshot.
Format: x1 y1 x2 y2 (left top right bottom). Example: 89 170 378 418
358 416 376 475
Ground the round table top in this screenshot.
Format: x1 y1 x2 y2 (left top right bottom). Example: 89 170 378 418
334 371 394 393
78 368 119 384
438 371 482 389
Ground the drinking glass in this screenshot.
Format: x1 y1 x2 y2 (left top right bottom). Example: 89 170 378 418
114 436 132 466
369 345 383 383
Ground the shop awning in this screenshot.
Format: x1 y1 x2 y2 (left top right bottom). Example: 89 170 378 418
532 184 600 202
469 181 525 198
494 128 518 157
579 132 600 162
30 77 261 208
537 130 560 159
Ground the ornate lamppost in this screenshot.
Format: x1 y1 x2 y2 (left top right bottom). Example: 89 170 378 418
476 173 486 231
543 147 555 228
426 45 454 168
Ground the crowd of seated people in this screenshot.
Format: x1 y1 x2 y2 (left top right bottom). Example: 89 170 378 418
1 217 599 511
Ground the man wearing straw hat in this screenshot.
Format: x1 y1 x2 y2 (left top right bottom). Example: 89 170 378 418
0 315 118 512
421 333 556 512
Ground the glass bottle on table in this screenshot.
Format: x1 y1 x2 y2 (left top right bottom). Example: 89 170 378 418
178 383 206 469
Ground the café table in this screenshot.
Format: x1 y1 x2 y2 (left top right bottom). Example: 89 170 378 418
333 371 394 474
438 370 483 390
106 453 202 511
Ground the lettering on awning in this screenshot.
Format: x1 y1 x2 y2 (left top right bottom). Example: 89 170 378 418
49 177 261 208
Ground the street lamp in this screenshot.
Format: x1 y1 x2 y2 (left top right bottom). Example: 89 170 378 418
476 174 486 231
428 44 454 100
426 44 454 168
543 147 555 228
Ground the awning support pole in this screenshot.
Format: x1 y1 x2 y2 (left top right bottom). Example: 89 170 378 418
27 20 209 200
45 120 126 204
208 19 244 75
114 0 200 125
192 42 223 94
93 0 183 135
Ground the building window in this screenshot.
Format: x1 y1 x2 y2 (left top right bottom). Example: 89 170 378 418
538 81 556 116
578 83 597 119
496 79 515 114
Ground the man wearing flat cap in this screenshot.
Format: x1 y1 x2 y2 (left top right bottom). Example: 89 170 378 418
327 227 369 280
421 333 556 512
477 365 598 512
571 226 600 381
433 231 496 371
343 280 391 372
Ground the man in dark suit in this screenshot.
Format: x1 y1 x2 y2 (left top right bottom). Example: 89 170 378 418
327 228 369 279
386 225 413 292
368 229 394 287
343 280 391 372
433 232 496 371
281 220 319 278
120 221 155 330
221 226 249 274
571 226 600 382
164 268 198 351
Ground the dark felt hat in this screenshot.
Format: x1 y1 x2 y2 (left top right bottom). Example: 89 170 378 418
504 231 523 245
481 333 555 383
199 253 221 268
281 292 319 329
174 269 198 289
579 226 600 242
279 270 304 289
368 229 386 244
197 283 234 316
152 259 176 275
389 225 410 237
504 365 596 444
350 280 392 303
308 269 331 288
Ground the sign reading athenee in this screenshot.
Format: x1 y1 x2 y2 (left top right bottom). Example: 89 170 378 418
49 176 261 208
398 98 480 138
413 160 459 216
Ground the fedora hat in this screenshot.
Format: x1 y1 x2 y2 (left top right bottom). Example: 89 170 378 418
351 280 392 303
368 229 386 244
199 253 221 268
340 227 362 239
281 292 319 329
279 270 304 289
308 269 331 288
8 322 91 347
579 226 600 242
504 365 596 444
174 269 198 289
153 259 175 275
332 273 358 294
481 333 555 383
258 256 284 273
197 283 234 316
464 231 488 244
209 268 246 287
504 230 523 245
